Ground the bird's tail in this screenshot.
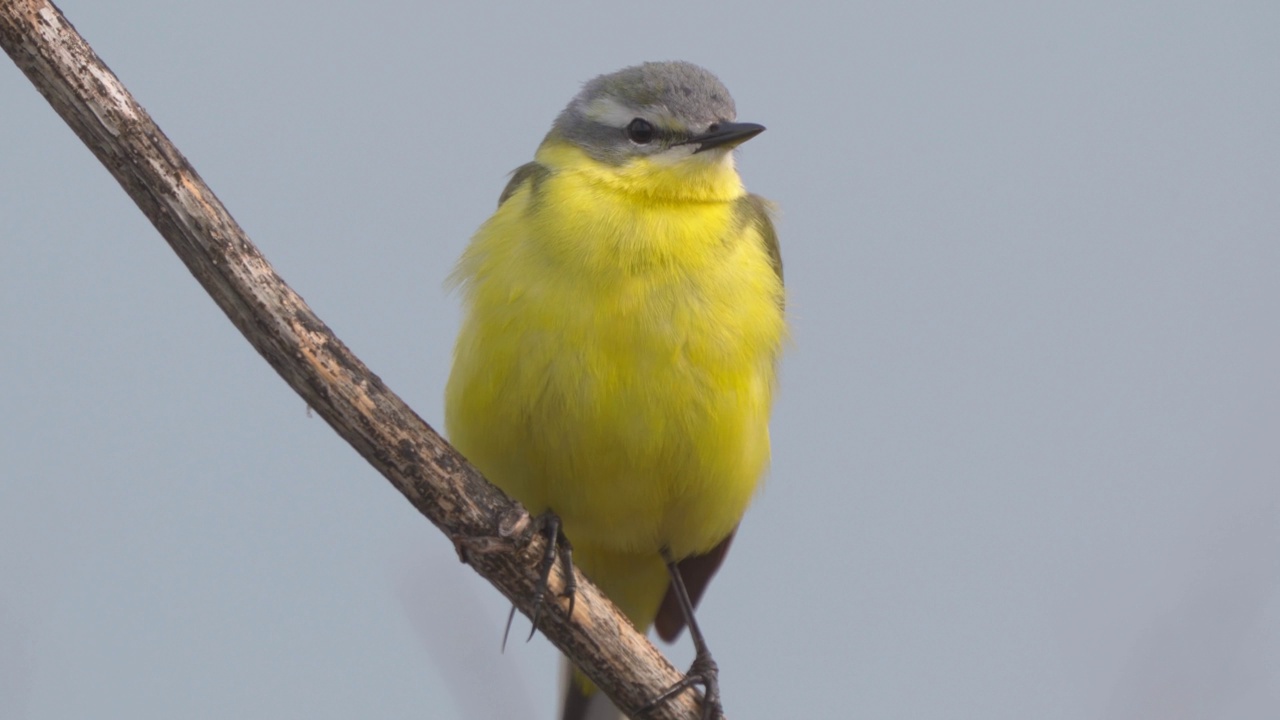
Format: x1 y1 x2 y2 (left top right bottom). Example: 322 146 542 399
558 657 624 720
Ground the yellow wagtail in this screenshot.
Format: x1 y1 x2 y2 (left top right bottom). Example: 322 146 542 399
446 61 785 720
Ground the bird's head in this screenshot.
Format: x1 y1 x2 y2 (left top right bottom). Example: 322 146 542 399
539 61 764 201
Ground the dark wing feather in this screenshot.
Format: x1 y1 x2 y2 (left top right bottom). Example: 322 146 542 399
742 193 783 288
654 531 737 643
498 161 551 207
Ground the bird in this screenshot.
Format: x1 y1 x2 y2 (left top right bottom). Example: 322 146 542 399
445 60 785 720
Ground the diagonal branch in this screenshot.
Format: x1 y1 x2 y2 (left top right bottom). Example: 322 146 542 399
0 2 709 718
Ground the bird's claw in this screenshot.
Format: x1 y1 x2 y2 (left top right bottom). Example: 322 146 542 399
501 510 576 650
639 652 722 720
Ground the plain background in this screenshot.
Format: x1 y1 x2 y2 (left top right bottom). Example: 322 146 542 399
3 2 1278 718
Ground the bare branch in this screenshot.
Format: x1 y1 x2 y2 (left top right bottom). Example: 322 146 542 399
0 2 706 717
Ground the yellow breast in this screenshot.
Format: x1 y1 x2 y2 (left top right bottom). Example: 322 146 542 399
445 142 785 560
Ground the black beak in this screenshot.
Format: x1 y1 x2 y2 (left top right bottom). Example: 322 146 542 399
688 121 766 153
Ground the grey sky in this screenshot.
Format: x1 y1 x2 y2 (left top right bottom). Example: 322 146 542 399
2 1 1278 718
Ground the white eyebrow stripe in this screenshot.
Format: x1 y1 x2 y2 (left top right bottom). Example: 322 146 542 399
579 96 680 130
580 97 640 127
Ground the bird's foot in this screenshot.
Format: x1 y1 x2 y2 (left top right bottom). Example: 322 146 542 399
501 510 575 649
640 651 722 720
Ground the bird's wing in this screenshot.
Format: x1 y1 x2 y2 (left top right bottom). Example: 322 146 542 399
654 530 737 643
498 161 551 207
742 192 783 288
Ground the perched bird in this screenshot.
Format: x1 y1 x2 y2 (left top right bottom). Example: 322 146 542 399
445 61 785 720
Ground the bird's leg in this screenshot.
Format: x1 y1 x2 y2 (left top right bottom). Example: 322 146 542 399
501 510 576 650
640 548 723 720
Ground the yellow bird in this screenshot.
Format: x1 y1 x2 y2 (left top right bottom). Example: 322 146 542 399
445 61 785 720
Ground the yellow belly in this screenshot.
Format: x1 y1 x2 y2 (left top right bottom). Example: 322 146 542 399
445 146 784 625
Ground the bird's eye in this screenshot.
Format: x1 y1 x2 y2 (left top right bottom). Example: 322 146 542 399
626 118 655 144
